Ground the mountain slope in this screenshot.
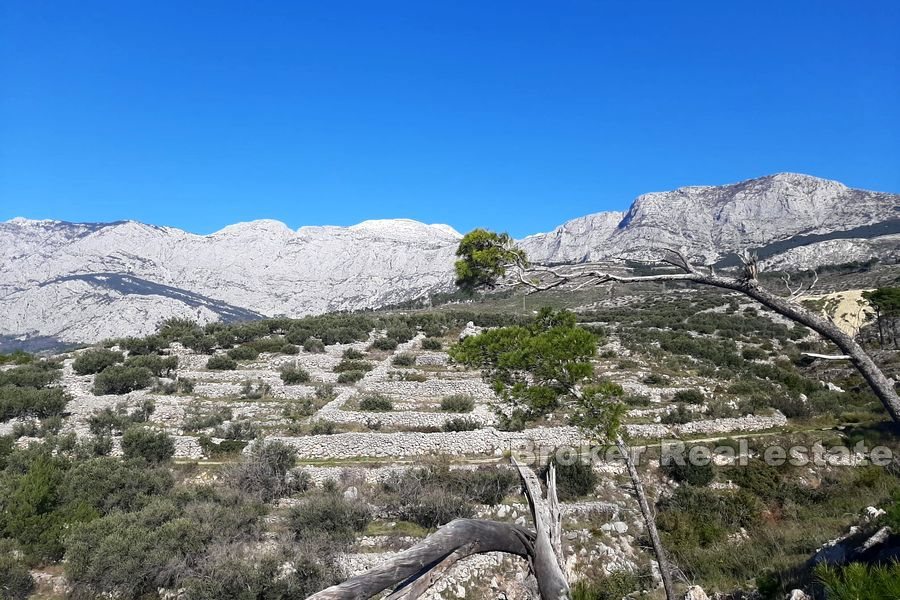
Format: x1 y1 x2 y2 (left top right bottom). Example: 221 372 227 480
519 173 900 264
0 218 461 344
2 173 897 347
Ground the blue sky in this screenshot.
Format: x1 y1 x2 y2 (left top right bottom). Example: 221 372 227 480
1 1 898 237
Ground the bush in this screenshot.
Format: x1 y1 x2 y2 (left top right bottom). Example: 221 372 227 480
442 417 479 432
543 457 598 500
315 384 337 401
287 492 371 544
0 386 68 421
183 403 232 432
421 338 442 350
661 403 698 424
358 394 393 412
337 370 365 384
123 354 178 377
0 361 62 388
391 352 416 367
152 377 195 395
215 420 259 441
342 348 364 360
334 359 374 373
206 355 238 370
226 440 297 502
0 551 34 599
227 345 259 361
121 427 175 463
309 420 338 435
92 365 154 395
303 338 325 353
87 401 154 435
60 457 173 515
280 364 311 385
673 389 705 404
118 335 165 355
742 347 767 361
642 373 670 386
239 379 271 400
282 398 316 420
280 343 300 355
440 394 475 412
371 337 398 351
663 459 715 487
73 349 124 375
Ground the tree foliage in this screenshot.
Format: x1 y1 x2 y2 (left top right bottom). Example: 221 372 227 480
454 229 523 292
449 307 596 420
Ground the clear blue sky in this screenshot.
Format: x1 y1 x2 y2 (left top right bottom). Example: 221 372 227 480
1 1 898 237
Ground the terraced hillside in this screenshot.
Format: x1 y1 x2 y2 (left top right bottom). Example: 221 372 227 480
2 279 899 599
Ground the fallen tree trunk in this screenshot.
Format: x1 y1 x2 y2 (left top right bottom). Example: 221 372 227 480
308 460 571 600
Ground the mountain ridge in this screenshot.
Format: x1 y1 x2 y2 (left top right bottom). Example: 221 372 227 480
2 173 898 347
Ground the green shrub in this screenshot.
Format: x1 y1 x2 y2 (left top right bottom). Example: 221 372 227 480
197 435 247 458
337 370 365 384
152 377 195 395
121 427 175 463
571 569 651 600
225 440 297 501
303 338 325 353
421 338 443 350
92 365 154 395
309 420 338 435
333 359 374 373
386 325 416 343
440 394 475 412
663 459 715 487
0 363 61 388
673 389 705 404
227 345 259 361
73 349 124 375
287 492 371 544
0 547 34 599
0 386 68 421
215 420 259 441
742 347 767 361
0 351 32 366
642 373 670 386
123 354 178 377
87 402 155 435
315 384 337 401
815 562 900 600
239 379 271 400
280 364 311 385
183 403 232 432
282 398 316 420
661 403 698 424
543 457 598 500
442 417 479 432
371 337 398 351
118 335 165 355
280 343 300 355
391 352 415 367
206 355 238 370
60 457 173 515
342 348 364 359
358 394 393 412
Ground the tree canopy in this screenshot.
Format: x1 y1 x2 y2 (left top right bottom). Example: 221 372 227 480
449 307 597 422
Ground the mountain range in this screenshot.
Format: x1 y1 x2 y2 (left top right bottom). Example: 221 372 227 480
2 173 898 347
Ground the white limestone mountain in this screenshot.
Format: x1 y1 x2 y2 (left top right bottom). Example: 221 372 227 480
519 173 899 265
2 173 897 347
0 218 462 346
